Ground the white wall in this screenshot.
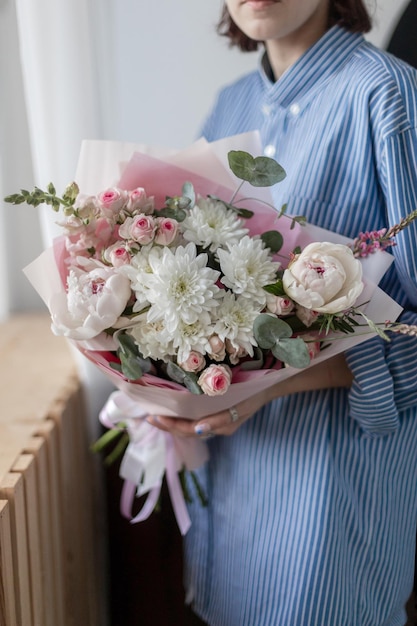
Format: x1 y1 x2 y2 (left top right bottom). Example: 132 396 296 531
94 0 413 151
365 0 411 47
93 0 259 149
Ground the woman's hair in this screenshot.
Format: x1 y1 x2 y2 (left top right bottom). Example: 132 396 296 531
217 0 372 52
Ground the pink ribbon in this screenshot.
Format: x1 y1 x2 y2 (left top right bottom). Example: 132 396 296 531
99 390 209 535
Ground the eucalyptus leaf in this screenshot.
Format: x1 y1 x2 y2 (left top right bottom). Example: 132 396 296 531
119 352 145 381
228 150 286 187
261 230 284 253
166 361 203 395
165 194 192 210
253 314 293 349
157 206 187 222
116 331 152 379
238 347 265 371
272 337 311 368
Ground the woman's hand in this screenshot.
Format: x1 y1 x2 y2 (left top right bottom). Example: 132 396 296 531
147 353 353 439
147 388 269 438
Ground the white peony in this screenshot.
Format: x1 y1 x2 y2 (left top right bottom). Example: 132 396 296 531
282 241 364 314
217 235 280 306
50 264 132 340
182 196 249 251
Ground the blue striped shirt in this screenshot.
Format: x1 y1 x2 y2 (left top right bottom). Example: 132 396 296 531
183 26 417 626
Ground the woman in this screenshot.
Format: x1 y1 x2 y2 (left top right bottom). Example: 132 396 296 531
149 1 417 624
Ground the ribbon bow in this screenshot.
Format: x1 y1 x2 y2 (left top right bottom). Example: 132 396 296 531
99 390 209 535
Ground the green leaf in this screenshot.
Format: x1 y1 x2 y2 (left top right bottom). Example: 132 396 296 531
119 351 144 380
227 150 286 187
165 194 192 211
261 230 283 253
207 195 254 219
253 313 310 369
115 332 152 380
291 215 307 228
272 336 311 368
253 314 293 349
166 361 203 395
239 347 265 371
157 206 187 222
263 280 286 297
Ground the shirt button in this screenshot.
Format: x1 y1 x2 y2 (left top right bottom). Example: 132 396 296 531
262 103 272 116
289 103 300 116
264 144 276 158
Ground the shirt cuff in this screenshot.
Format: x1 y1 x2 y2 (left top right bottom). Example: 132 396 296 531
345 336 399 436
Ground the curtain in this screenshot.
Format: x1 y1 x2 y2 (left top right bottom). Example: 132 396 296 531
0 0 42 318
0 0 115 427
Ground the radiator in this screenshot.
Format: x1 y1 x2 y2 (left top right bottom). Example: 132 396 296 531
0 314 108 626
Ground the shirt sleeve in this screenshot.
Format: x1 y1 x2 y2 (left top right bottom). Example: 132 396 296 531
345 310 417 436
345 123 417 436
380 128 417 305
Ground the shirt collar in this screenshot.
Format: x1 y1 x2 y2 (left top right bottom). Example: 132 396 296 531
260 26 364 107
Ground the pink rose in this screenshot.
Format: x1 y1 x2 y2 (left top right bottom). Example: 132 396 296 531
103 242 132 267
119 215 156 244
295 305 320 328
154 217 179 245
97 187 128 216
225 339 248 365
178 351 206 373
127 188 155 214
198 364 232 396
301 333 321 360
266 295 294 316
207 335 226 362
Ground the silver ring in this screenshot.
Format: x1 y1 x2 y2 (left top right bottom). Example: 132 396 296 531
228 406 239 423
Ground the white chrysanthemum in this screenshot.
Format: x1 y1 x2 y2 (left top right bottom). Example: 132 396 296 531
217 235 280 306
143 242 221 333
171 313 215 363
212 291 261 355
182 197 249 251
118 244 162 312
128 319 175 362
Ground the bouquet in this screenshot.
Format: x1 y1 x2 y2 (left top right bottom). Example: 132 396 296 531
6 132 414 533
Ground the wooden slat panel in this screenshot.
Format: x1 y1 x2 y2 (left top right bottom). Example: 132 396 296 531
0 473 32 626
0 314 108 626
23 437 57 626
33 420 66 626
0 500 17 626
70 388 103 626
11 454 44 626
49 394 90 626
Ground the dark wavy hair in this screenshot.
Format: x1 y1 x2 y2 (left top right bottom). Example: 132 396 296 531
217 0 372 52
